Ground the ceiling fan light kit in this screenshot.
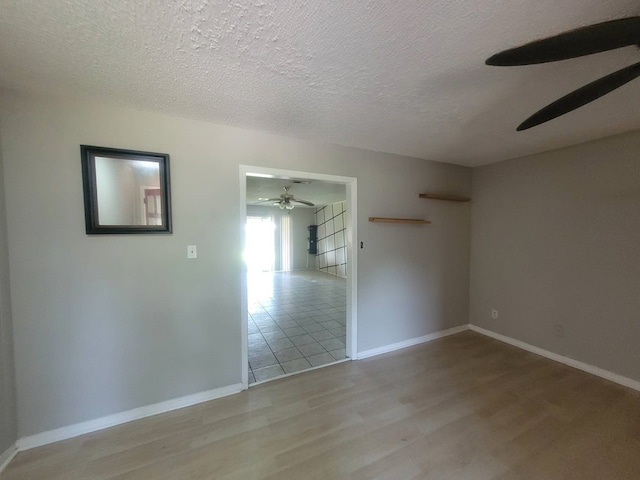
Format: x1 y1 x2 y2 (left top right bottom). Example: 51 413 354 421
278 200 295 210
486 17 640 131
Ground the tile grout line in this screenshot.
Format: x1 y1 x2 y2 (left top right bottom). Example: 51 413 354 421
248 271 347 383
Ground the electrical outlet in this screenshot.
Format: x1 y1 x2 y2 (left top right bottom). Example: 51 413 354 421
491 309 499 319
555 324 565 338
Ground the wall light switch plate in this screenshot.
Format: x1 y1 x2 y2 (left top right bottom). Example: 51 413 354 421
187 245 197 259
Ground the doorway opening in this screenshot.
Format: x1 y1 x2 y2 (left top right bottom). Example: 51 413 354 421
240 166 358 387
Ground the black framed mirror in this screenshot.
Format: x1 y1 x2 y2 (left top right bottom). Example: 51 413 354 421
81 145 172 234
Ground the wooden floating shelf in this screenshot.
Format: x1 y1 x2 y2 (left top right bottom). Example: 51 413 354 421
369 217 431 225
419 193 471 202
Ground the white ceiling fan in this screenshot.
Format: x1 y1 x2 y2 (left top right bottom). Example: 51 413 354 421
255 186 314 210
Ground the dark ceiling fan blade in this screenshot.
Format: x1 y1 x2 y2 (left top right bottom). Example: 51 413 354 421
486 17 640 66
517 61 640 131
292 198 314 206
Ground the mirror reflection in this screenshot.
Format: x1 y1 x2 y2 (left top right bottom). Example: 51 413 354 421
94 157 162 226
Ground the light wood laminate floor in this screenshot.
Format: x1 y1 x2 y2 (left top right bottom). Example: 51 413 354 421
3 331 640 479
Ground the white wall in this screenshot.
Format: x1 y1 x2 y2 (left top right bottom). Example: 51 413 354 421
246 205 315 271
470 131 640 382
0 89 471 437
95 157 136 225
0 125 17 453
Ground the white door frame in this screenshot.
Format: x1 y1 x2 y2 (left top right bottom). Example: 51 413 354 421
239 165 358 389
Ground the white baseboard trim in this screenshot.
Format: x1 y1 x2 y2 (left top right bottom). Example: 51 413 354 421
357 324 470 360
469 325 640 393
17 383 243 451
0 444 18 474
315 268 347 279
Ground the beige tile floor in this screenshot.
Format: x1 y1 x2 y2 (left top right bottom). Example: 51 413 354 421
248 270 347 384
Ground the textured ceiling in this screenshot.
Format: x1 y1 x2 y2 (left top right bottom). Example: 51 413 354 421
1 1 640 166
246 175 345 207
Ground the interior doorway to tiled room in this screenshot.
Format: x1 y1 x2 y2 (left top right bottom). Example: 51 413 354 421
245 173 350 384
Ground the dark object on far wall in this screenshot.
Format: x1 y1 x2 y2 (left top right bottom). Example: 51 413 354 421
80 145 172 234
308 225 318 255
486 17 640 131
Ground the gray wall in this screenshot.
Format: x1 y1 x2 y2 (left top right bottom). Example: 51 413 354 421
246 205 316 271
470 131 640 382
94 157 137 225
0 125 18 453
0 89 471 437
